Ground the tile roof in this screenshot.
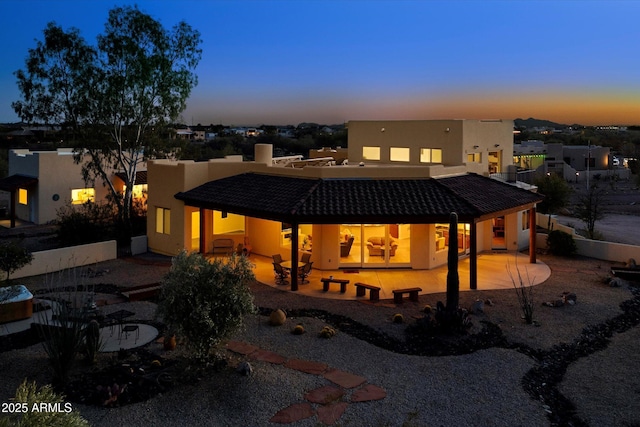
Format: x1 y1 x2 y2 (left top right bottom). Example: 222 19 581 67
175 173 543 224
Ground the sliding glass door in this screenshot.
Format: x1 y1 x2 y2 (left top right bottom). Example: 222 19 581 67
340 223 410 268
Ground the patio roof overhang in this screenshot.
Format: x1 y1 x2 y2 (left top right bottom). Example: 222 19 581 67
0 174 39 229
174 172 544 292
174 172 544 224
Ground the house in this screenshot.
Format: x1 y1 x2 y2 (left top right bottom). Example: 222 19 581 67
513 141 631 183
146 119 543 290
0 148 146 227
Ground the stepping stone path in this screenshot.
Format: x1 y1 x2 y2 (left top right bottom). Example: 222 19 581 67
226 340 387 425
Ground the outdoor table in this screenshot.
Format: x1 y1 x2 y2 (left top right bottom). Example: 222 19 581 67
280 261 306 271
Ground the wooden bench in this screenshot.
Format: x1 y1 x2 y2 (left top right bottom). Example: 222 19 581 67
392 287 422 304
354 282 381 301
321 277 349 293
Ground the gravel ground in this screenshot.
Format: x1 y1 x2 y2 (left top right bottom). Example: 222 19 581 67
1 253 639 426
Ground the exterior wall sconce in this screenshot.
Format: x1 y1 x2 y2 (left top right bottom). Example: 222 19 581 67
494 144 500 148
473 145 479 149
445 128 450 132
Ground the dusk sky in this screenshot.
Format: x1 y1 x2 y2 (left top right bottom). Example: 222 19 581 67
1 0 639 126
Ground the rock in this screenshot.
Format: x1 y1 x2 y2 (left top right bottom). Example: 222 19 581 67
484 298 494 306
236 361 253 376
562 292 577 305
269 309 286 326
471 299 484 314
554 299 564 307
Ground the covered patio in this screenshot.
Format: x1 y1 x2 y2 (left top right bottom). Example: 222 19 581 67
176 172 544 291
249 251 550 301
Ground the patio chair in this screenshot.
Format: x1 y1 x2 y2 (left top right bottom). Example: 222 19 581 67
272 254 283 264
301 252 312 264
298 261 313 284
273 262 289 285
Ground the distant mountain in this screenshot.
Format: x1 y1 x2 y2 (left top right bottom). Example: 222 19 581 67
514 118 570 129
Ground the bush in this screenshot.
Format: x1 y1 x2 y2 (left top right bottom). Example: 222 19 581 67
0 380 89 427
155 251 256 361
546 230 577 256
0 241 33 283
56 202 116 246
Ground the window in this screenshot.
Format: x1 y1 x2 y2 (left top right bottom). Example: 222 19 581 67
156 207 171 234
362 146 380 161
71 188 95 205
467 153 481 163
124 183 148 199
18 188 27 205
522 210 530 231
390 147 410 162
420 148 442 163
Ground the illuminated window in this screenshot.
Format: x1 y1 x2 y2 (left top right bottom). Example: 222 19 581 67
124 184 148 199
18 189 27 205
362 146 380 161
71 188 95 205
420 148 442 163
467 153 481 163
156 207 170 234
390 147 410 162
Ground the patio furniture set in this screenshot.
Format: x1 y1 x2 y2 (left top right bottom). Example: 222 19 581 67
270 255 421 303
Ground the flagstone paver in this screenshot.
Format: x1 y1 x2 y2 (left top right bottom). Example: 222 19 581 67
304 385 345 404
269 402 315 424
228 341 386 425
225 340 259 355
323 368 367 389
284 358 328 375
351 384 387 402
248 348 287 364
316 402 349 425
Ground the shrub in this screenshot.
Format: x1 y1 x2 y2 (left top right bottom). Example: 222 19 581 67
0 380 89 427
155 251 256 362
0 241 33 283
507 259 535 324
546 230 577 256
56 201 116 246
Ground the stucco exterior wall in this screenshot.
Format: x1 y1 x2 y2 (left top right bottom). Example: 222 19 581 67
347 119 514 173
4 240 117 280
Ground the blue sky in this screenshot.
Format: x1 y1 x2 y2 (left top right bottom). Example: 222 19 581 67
1 0 639 126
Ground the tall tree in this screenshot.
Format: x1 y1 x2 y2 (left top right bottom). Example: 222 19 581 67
576 184 606 239
13 6 202 233
534 174 572 229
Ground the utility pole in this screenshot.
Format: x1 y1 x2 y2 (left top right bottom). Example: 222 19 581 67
586 139 590 190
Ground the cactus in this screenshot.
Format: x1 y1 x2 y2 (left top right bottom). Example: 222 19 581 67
292 324 305 335
446 212 460 311
319 325 336 338
392 313 404 323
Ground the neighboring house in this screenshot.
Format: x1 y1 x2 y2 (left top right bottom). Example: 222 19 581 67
146 119 543 290
513 141 630 183
0 148 146 227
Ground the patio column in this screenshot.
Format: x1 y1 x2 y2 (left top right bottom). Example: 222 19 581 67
290 222 299 291
199 207 205 254
470 221 478 290
529 206 537 264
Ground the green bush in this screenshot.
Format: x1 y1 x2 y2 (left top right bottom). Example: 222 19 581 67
55 202 116 246
155 251 256 361
546 230 577 256
0 380 89 427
